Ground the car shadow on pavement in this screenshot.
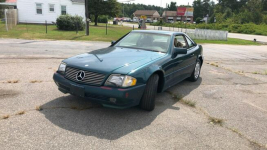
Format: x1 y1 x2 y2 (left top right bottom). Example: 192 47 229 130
40 78 202 140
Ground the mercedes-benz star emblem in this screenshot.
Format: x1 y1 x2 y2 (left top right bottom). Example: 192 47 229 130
76 71 85 81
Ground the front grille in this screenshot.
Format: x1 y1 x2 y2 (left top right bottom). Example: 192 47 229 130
65 66 106 86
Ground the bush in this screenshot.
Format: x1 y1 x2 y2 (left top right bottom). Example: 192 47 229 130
151 20 267 36
196 17 202 24
56 15 85 31
229 24 242 32
97 16 108 23
239 24 255 34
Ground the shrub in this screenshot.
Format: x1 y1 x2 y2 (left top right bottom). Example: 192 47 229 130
196 17 202 24
97 15 108 23
229 24 242 32
239 24 255 34
56 15 85 31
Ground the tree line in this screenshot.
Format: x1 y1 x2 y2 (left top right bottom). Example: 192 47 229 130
194 0 267 24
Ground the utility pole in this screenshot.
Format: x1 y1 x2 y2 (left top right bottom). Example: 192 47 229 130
85 0 89 36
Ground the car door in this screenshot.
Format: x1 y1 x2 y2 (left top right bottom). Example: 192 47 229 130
183 35 198 75
168 34 191 86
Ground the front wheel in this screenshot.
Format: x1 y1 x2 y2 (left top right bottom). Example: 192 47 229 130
140 74 159 111
188 59 201 82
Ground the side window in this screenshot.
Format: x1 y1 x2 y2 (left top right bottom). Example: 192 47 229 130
36 3 42 14
174 35 187 48
49 4 55 12
186 36 194 48
61 5 67 15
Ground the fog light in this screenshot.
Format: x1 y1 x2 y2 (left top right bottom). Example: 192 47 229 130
109 98 117 103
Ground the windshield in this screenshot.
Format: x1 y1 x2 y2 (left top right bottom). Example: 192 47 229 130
115 32 171 53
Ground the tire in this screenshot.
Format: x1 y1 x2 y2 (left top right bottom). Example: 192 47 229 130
140 74 159 111
188 59 201 82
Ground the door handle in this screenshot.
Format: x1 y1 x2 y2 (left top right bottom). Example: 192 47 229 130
190 54 195 56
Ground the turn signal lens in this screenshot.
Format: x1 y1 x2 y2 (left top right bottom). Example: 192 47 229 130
122 76 137 87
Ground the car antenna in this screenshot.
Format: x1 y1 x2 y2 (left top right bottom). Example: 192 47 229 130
93 54 103 62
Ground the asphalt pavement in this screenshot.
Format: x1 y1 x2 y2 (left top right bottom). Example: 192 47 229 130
0 39 267 150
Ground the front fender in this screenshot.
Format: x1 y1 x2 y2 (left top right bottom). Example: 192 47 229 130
198 45 204 65
129 64 165 85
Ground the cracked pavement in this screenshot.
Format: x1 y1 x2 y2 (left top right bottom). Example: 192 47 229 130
0 39 267 150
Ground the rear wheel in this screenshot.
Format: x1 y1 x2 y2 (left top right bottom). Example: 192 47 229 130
140 74 159 111
188 59 201 82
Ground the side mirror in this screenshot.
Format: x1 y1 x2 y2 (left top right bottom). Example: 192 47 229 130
111 41 116 45
172 48 187 58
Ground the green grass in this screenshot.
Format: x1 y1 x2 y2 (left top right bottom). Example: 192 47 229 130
195 38 260 45
0 22 262 45
0 22 132 42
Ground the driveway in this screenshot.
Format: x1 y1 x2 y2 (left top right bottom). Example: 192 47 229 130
0 39 267 149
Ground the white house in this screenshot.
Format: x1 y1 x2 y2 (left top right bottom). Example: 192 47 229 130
16 0 85 24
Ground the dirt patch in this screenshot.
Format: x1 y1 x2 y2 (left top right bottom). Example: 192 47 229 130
0 89 20 99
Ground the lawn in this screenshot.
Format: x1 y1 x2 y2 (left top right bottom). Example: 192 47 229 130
0 22 132 42
195 38 260 45
0 22 261 45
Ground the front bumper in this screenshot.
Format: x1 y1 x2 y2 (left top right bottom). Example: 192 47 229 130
53 73 146 109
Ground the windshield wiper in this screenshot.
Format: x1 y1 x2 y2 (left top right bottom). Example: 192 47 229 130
92 54 103 62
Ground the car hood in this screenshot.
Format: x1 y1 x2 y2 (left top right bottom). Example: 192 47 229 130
64 47 166 75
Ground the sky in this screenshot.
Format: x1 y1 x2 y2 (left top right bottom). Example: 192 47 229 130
119 0 195 7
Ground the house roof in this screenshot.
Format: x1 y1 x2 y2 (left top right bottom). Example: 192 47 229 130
0 0 17 5
6 0 17 2
163 11 177 17
133 10 160 16
71 0 85 3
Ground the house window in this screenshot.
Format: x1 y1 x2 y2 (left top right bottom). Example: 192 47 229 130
36 3 42 14
61 5 66 15
49 4 55 12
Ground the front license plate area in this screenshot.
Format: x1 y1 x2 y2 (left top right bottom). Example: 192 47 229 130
70 84 85 97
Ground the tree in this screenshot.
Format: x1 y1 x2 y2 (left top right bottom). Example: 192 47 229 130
88 0 120 26
245 0 263 24
202 0 210 17
193 0 215 23
217 0 248 13
263 0 267 13
0 0 6 18
193 0 204 19
167 2 177 11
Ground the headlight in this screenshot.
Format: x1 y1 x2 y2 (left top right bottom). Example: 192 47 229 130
58 62 66 74
105 74 137 87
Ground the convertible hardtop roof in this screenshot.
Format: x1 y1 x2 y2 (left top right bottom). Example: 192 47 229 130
131 30 183 35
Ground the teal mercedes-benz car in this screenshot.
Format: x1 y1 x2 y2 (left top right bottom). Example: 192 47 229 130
53 30 203 111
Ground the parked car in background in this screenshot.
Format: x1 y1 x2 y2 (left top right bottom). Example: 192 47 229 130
53 30 204 111
133 17 139 22
146 18 152 23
